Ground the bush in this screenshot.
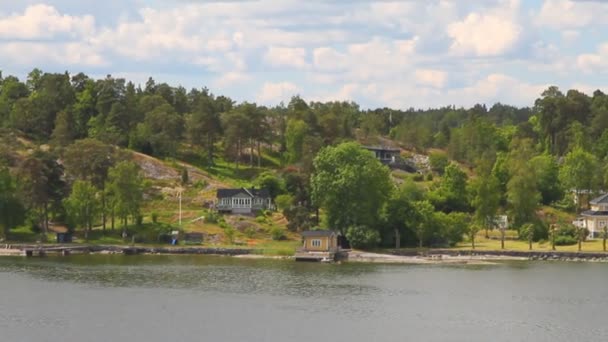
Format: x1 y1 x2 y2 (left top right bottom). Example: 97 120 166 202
275 194 294 211
193 179 208 189
244 227 256 238
151 212 159 223
425 173 433 181
346 225 380 249
270 226 286 241
205 211 220 224
136 215 144 227
412 173 424 182
224 225 235 244
429 152 448 175
255 216 267 224
555 235 577 246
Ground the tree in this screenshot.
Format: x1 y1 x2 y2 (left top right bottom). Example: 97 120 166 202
64 180 100 240
412 200 435 248
51 109 75 147
521 223 535 250
311 142 392 238
469 158 501 238
559 147 599 212
529 154 562 205
467 223 481 250
186 90 224 164
507 139 540 228
383 182 420 248
254 172 285 199
106 161 144 237
428 163 469 213
285 119 308 164
0 168 25 239
63 139 118 231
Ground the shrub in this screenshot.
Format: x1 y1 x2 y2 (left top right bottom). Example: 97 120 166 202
136 215 144 227
555 235 577 246
193 180 208 189
346 225 380 249
245 227 257 238
224 225 235 244
255 216 267 224
412 173 424 182
429 152 448 175
275 194 294 211
270 226 285 241
426 173 433 181
205 211 220 224
151 212 159 223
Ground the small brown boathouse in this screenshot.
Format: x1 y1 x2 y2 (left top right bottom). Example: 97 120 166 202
295 230 345 262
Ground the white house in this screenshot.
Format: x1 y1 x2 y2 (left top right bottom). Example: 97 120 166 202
573 193 608 238
215 188 273 215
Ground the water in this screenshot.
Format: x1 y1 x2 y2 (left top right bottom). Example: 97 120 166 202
1 255 607 342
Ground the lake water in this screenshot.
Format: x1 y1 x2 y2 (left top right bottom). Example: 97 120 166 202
1 255 607 342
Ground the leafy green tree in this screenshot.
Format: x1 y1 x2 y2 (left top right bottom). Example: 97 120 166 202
346 225 381 249
275 194 294 211
429 152 448 175
64 180 100 240
254 172 285 199
507 139 541 228
106 161 144 237
0 168 25 239
64 139 119 229
186 90 223 165
428 163 469 213
529 154 562 205
559 147 599 212
383 182 419 248
221 108 250 169
311 142 392 238
51 109 75 147
412 200 435 248
469 158 501 238
285 119 308 164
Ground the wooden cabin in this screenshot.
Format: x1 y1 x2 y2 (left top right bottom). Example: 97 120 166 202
295 230 343 262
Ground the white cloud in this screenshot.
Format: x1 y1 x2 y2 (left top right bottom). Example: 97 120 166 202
214 71 252 88
313 47 348 71
0 4 95 39
415 69 448 88
577 43 608 74
537 0 608 29
264 47 308 69
257 82 300 104
447 12 521 56
0 42 106 67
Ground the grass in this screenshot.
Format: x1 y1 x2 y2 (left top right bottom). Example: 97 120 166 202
455 236 607 253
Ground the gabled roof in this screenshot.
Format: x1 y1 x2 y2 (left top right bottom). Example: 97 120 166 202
362 145 400 152
581 210 608 217
217 188 270 198
301 230 338 237
589 193 608 205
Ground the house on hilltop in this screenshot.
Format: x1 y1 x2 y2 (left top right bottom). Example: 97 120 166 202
362 146 417 173
216 187 273 215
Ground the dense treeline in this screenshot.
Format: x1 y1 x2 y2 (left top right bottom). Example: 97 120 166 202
1 69 607 249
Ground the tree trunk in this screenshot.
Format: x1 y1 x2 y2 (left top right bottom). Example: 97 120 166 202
500 229 505 249
394 229 400 249
43 203 49 235
250 138 254 168
111 208 115 231
101 190 106 232
485 227 489 239
471 234 475 250
257 139 261 168
207 134 214 165
236 139 241 170
604 227 607 252
529 239 532 250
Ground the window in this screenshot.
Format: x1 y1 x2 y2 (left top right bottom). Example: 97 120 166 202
311 239 322 247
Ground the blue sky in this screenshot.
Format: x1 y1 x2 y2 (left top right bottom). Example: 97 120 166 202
1 0 607 109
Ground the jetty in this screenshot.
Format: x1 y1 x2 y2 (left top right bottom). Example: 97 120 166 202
0 244 254 257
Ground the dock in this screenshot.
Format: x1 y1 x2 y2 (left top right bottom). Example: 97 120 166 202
294 249 348 262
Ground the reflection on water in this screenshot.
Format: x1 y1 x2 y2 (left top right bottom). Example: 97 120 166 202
1 255 608 342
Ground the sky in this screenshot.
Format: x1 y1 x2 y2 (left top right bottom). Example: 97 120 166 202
0 0 607 109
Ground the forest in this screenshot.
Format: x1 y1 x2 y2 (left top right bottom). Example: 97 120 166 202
1 68 608 249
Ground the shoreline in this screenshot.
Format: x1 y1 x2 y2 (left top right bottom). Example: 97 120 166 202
2 244 608 264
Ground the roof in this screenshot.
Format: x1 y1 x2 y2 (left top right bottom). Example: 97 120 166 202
589 193 608 205
300 230 338 237
581 210 608 216
217 188 270 198
362 145 400 152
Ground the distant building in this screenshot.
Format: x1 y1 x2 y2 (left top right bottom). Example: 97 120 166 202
295 230 344 262
216 188 273 215
573 193 608 238
362 146 417 173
